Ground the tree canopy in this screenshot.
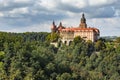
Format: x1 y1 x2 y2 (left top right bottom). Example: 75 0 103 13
0 32 120 80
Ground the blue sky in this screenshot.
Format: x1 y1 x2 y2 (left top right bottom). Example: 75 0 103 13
0 0 120 36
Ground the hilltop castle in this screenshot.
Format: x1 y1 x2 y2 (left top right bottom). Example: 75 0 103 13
51 13 100 45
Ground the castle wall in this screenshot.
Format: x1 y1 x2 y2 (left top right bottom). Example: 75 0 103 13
60 31 74 45
74 30 95 42
60 29 99 45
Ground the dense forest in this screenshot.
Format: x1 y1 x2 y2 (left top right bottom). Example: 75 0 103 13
0 32 120 80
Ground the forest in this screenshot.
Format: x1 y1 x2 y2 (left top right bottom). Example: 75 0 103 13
0 32 120 80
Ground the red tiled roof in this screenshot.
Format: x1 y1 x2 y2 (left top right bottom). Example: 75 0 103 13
60 27 99 33
57 26 65 31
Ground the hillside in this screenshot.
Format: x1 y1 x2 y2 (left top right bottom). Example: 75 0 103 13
0 32 120 80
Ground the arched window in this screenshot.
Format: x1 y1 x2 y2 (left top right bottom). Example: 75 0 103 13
69 41 72 46
64 41 67 44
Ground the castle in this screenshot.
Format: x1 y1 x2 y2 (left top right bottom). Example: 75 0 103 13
51 13 100 45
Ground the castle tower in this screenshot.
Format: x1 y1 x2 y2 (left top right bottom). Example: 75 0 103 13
57 22 64 31
79 13 87 28
59 22 62 27
51 21 56 32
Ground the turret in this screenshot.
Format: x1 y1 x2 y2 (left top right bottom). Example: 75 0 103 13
57 22 64 31
79 13 87 28
58 22 62 27
81 13 86 23
51 21 56 32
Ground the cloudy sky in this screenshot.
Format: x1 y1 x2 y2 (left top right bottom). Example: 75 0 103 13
0 0 120 36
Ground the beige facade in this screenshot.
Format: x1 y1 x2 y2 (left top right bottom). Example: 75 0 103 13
51 14 100 45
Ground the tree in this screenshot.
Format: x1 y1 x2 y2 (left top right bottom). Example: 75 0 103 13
0 31 120 79
46 33 59 42
86 40 94 55
73 36 83 45
116 37 120 43
56 73 72 80
0 51 5 61
95 40 106 51
45 63 55 76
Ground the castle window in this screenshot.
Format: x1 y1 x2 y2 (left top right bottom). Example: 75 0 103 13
69 41 72 46
64 41 67 44
83 37 87 38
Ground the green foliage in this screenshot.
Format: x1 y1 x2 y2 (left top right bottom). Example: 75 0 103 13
95 40 106 51
0 32 120 79
0 51 5 61
56 73 72 80
116 37 120 43
46 32 59 42
73 36 83 45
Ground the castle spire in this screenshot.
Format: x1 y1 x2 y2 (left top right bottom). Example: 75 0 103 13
59 22 62 26
79 13 87 28
53 20 55 25
81 13 86 23
82 13 85 18
51 21 56 32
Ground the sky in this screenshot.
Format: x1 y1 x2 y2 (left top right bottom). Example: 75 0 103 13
0 0 120 36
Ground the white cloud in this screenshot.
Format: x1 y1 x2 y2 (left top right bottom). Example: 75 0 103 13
89 0 117 6
0 0 10 7
115 10 120 16
27 23 51 32
0 12 4 17
40 0 58 9
0 0 120 36
0 22 51 33
87 17 120 36
9 7 29 14
61 0 88 8
14 0 31 3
